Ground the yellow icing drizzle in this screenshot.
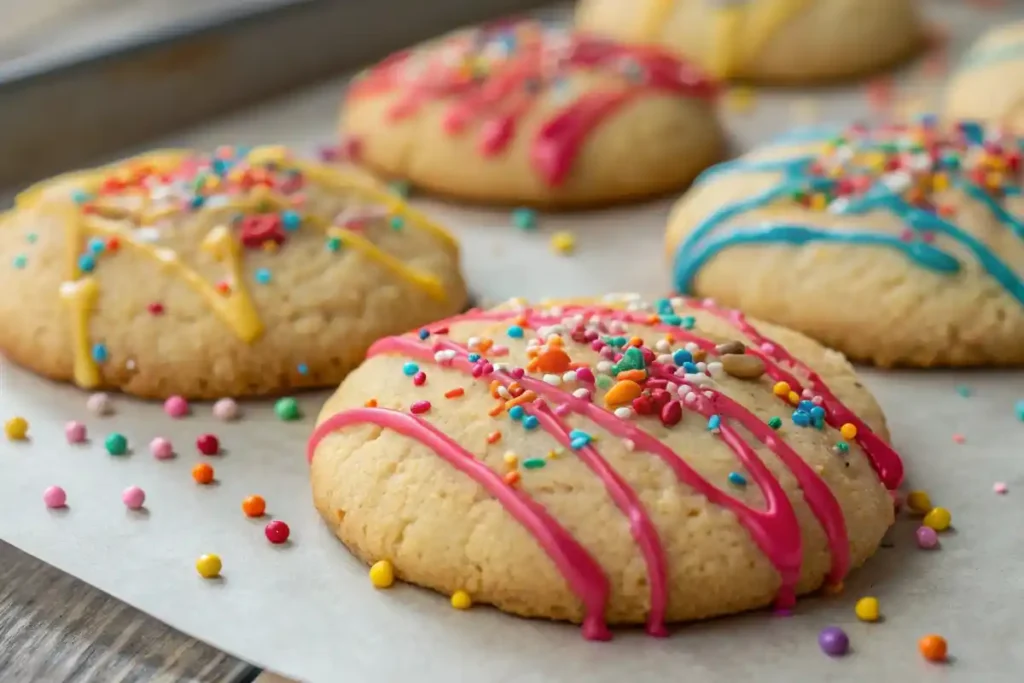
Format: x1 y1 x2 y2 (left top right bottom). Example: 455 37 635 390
20 146 457 389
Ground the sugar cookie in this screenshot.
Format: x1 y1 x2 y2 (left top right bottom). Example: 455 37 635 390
666 120 1024 367
575 0 926 83
308 294 901 635
944 21 1024 132
339 20 724 208
0 147 467 398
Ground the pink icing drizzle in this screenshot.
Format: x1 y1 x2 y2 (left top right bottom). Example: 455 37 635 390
346 22 717 186
307 302 903 640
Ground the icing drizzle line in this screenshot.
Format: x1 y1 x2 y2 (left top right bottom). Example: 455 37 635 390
347 21 716 187
673 120 1024 306
308 298 902 639
13 146 456 389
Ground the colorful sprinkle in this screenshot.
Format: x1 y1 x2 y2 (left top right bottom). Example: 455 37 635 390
511 207 537 230
196 554 222 579
444 388 465 399
64 421 87 444
213 398 240 421
105 432 128 455
839 423 857 440
994 482 1008 494
923 507 952 531
163 395 190 418
906 490 933 514
242 495 267 517
818 626 849 657
918 634 948 663
91 343 108 363
265 520 291 544
255 268 272 284
4 416 29 441
403 362 420 376
196 434 220 456
952 433 965 444
955 385 972 397
523 457 547 469
507 325 524 339
450 590 473 609
43 486 67 509
727 472 747 487
122 486 146 510
767 416 782 430
916 526 939 549
192 462 215 484
707 415 721 431
550 231 575 254
410 400 431 415
522 415 540 430
275 397 301 421
150 437 174 460
855 596 880 622
12 254 27 269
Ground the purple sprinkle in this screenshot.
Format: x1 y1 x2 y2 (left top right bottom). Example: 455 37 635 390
818 626 849 656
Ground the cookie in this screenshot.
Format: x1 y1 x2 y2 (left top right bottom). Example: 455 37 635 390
666 119 1024 368
339 20 724 209
575 0 926 83
0 146 468 399
944 21 1024 131
308 294 902 635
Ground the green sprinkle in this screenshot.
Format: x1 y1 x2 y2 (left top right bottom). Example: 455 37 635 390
511 207 537 230
833 441 850 455
768 416 782 430
1015 400 1024 422
955 385 972 398
25 233 37 244
388 180 411 198
389 215 404 231
596 375 614 390
275 397 301 421
12 255 27 269
522 458 547 470
326 237 342 252
105 433 128 456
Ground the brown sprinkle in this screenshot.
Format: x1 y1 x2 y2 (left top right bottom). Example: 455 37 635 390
721 353 766 380
715 340 746 356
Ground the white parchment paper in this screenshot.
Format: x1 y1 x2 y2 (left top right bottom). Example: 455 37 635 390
1 1 1023 681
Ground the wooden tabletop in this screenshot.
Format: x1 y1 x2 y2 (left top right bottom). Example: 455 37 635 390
0 540 258 682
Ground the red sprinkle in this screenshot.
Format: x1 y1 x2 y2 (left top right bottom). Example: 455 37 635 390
265 520 290 544
413 371 427 386
445 388 465 399
196 434 220 455
952 433 965 444
410 400 431 415
659 400 683 427
486 430 501 444
147 302 165 315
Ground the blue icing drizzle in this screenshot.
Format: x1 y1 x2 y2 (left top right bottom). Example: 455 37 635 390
673 148 1024 305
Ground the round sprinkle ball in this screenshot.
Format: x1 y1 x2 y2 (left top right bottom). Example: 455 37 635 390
916 525 940 549
86 392 113 416
105 432 128 456
122 486 146 510
906 490 932 514
265 520 290 544
918 634 948 662
42 486 67 509
196 434 220 456
149 437 174 460
450 590 473 610
5 416 29 441
196 554 222 579
923 507 952 532
369 560 394 588
213 398 239 421
855 596 880 622
818 626 849 657
64 421 87 444
274 397 301 421
163 395 190 418
192 463 215 485
242 495 266 518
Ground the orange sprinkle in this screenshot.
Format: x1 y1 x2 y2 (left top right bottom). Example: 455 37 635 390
663 333 675 344
477 339 493 353
514 315 528 326
526 358 541 372
444 388 465 399
486 431 502 444
504 471 521 486
506 390 538 409
692 349 707 362
604 380 643 408
365 398 378 408
918 635 948 662
547 336 563 348
615 369 647 382
569 361 590 370
489 380 502 399
508 382 524 397
627 336 643 348
192 463 215 485
215 281 231 295
526 348 540 359
646 314 660 324
488 402 505 417
536 348 571 373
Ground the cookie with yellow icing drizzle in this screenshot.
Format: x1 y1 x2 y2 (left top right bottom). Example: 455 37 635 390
944 21 1024 132
575 0 925 83
308 294 901 635
0 147 468 399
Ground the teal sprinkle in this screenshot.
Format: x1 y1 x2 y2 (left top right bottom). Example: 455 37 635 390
955 385 972 398
834 441 850 455
511 207 537 230
611 347 645 374
389 216 405 231
281 210 301 231
70 190 92 204
707 414 721 431
92 343 108 363
78 254 96 272
388 180 411 198
507 325 524 339
595 375 614 390
522 458 547 470
297 363 309 375
88 237 105 254
509 405 525 421
727 472 747 487
326 237 342 252
680 316 696 330
768 416 782 430
12 255 27 269
1016 400 1024 422
25 233 37 244
255 268 272 284
660 314 681 326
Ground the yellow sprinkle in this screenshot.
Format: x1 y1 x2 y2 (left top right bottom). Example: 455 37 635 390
550 231 575 255
369 560 395 588
195 554 222 579
772 381 790 397
451 590 473 610
840 423 858 440
503 451 519 467
923 507 952 532
906 490 933 514
726 86 756 113
547 449 561 460
787 391 801 405
932 172 949 192
855 596 880 622
4 417 28 441
810 194 827 211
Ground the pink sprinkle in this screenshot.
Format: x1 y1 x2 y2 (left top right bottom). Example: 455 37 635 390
952 433 966 444
812 396 824 405
64 421 87 444
471 365 484 378
510 368 525 379
212 398 239 421
163 395 190 418
553 404 571 417
122 485 146 510
760 343 775 354
994 482 1008 494
916 526 939 549
802 389 814 399
491 345 510 357
43 486 66 509
149 437 174 460
413 371 427 386
599 346 615 359
410 400 431 415
575 367 595 384
86 392 113 416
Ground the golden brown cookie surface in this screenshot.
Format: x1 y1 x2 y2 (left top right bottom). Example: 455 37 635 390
944 21 1024 132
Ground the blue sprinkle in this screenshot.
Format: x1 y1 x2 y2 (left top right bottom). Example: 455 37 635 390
255 268 272 284
389 216 405 231
12 255 27 269
707 415 721 431
88 238 105 254
655 298 675 316
211 159 230 176
661 314 682 326
569 430 592 449
792 410 811 427
509 405 525 421
673 349 693 365
418 329 430 340
810 406 826 420
798 400 815 412
402 362 419 376
70 190 92 204
189 195 205 209
507 325 524 339
680 316 696 330
297 363 309 375
511 207 537 230
727 472 747 487
522 415 539 430
682 362 698 373
92 343 108 363
78 254 96 273
813 415 826 430
570 437 590 450
467 353 481 363
281 210 301 231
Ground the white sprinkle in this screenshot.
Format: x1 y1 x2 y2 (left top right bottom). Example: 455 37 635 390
467 336 481 350
657 354 674 365
126 359 136 370
561 370 578 383
498 387 512 399
802 388 814 399
526 338 541 348
622 438 636 452
655 339 671 353
685 373 714 386
543 374 562 386
155 248 177 263
683 391 698 404
614 407 633 420
492 362 509 372
696 361 708 373
596 360 614 374
135 227 161 242
706 361 723 377
685 342 700 353
572 388 591 400
703 390 715 399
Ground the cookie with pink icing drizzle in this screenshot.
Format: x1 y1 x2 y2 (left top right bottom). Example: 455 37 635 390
339 20 724 208
308 294 901 637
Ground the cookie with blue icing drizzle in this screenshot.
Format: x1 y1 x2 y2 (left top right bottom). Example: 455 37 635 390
666 119 1024 367
944 21 1024 132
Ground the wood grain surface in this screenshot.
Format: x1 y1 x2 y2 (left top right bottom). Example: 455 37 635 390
0 540 256 683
